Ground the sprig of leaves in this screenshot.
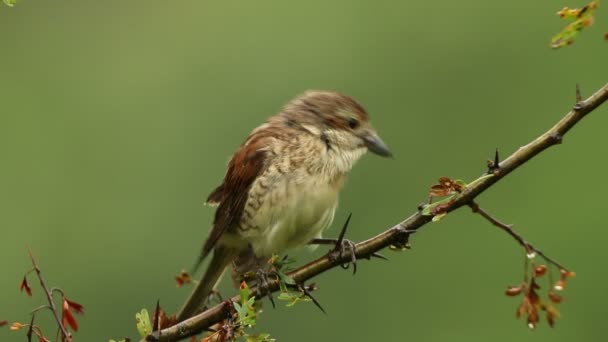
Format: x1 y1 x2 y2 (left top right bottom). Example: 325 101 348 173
551 1 600 48
135 309 152 337
422 175 493 221
234 282 258 328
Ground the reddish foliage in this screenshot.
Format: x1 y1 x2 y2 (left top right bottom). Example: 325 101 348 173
61 297 84 332
65 298 84 314
175 270 193 288
20 276 32 297
505 285 524 296
62 299 78 331
534 265 547 277
429 177 464 197
152 305 177 330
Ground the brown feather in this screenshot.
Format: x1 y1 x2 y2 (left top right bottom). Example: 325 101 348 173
194 130 282 271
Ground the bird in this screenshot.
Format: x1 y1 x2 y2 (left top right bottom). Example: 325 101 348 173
177 90 391 321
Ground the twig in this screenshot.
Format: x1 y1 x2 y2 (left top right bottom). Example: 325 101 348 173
143 82 608 342
27 247 72 342
469 201 569 271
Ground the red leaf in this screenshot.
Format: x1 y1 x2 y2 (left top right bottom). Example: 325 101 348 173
175 270 192 288
534 265 547 277
505 286 523 296
20 276 32 297
548 291 563 303
546 305 560 327
65 298 84 315
62 299 78 331
429 177 462 197
560 269 576 280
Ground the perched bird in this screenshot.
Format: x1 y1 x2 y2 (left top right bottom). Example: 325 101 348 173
177 91 391 321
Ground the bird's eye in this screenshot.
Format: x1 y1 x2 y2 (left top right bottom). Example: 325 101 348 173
347 117 359 129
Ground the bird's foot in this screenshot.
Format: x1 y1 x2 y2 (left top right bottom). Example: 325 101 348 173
255 267 276 308
308 213 388 274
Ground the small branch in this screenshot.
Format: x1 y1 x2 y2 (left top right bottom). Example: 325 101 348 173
27 247 71 342
469 201 569 271
144 83 608 342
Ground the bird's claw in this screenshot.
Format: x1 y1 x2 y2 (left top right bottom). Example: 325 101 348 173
330 238 358 274
256 268 275 308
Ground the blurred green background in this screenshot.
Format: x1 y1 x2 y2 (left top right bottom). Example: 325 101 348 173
1 0 607 341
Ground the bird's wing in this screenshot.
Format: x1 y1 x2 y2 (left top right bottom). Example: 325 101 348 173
193 134 272 272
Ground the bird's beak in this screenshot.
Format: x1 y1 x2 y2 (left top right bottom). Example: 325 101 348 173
363 130 392 157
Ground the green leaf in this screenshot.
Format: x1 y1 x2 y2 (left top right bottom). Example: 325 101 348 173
432 212 447 222
454 179 467 188
466 174 494 188
135 309 152 337
421 194 456 216
278 271 296 285
239 282 251 304
2 0 17 7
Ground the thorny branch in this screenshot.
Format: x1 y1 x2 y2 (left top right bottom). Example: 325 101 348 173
144 82 608 342
27 248 72 342
469 201 569 271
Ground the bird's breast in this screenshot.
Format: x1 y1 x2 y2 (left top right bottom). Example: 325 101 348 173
238 166 344 257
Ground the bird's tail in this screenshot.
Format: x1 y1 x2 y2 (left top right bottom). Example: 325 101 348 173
176 246 236 322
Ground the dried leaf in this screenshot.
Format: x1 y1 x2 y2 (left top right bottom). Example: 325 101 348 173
62 298 79 331
65 298 84 315
546 305 561 327
505 286 523 296
175 270 192 288
554 279 565 291
534 265 547 277
548 291 563 303
10 322 24 331
152 304 177 330
429 177 463 197
20 276 32 297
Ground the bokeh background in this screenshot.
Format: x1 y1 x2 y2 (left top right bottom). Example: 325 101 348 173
1 1 607 341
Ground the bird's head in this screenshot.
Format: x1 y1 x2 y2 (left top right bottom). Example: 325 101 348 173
280 90 392 158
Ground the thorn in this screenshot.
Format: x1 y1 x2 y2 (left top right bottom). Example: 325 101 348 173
153 299 161 332
370 252 388 261
487 148 501 174
298 284 326 314
331 213 358 275
574 84 584 110
335 213 352 248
